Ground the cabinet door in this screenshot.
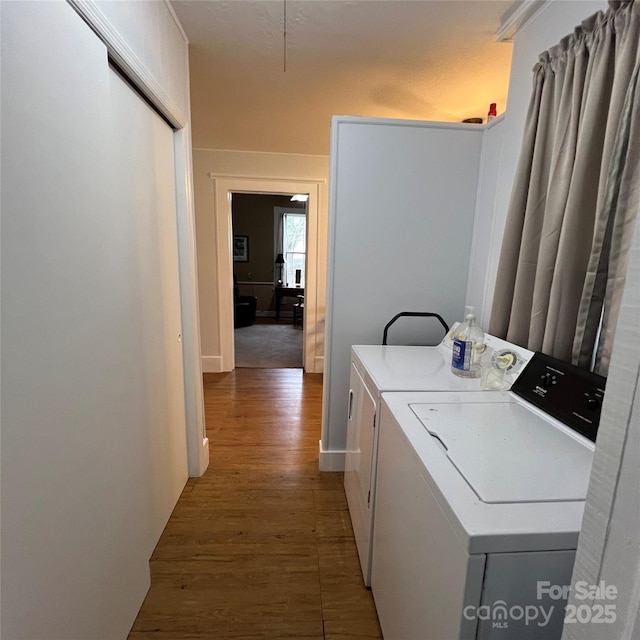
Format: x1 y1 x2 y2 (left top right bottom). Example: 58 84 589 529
344 361 377 582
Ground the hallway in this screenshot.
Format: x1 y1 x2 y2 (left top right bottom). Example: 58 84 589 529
129 369 381 638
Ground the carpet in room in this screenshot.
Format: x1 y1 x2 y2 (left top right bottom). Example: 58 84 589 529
234 323 303 368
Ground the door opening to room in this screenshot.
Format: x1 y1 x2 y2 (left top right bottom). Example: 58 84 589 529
231 192 307 369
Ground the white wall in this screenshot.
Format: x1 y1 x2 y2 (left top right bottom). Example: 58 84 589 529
475 0 608 323
193 149 329 372
0 1 201 637
466 114 505 327
322 117 484 468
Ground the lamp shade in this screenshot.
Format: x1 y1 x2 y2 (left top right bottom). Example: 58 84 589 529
275 253 285 264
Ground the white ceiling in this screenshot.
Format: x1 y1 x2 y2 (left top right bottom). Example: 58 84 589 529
172 0 515 155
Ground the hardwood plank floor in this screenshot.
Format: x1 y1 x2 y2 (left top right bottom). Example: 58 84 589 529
129 369 381 639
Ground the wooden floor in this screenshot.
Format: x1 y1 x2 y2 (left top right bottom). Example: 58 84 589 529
129 369 382 639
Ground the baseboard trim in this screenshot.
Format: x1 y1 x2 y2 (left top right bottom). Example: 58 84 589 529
201 356 223 373
203 354 322 374
189 437 209 478
318 441 345 471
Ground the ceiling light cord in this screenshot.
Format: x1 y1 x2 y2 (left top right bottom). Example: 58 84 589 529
283 0 287 72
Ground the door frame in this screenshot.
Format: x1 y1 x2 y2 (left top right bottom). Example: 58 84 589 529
213 176 321 372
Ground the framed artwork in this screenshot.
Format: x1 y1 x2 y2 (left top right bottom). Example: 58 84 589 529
233 235 249 262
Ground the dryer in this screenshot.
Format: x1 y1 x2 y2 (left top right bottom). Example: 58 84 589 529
371 352 606 639
344 330 533 586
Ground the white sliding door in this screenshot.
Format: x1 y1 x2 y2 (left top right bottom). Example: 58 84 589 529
108 66 189 555
1 2 187 637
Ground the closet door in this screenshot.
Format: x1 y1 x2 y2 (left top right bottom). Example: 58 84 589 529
1 2 187 637
108 66 189 556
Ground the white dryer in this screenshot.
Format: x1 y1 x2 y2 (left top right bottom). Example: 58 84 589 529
344 329 533 586
371 352 606 640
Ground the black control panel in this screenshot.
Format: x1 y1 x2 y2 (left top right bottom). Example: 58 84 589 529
511 352 607 442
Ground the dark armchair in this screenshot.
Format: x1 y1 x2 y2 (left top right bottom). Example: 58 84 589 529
234 275 257 328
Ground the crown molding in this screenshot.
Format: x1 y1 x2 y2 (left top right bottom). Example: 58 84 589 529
496 0 551 42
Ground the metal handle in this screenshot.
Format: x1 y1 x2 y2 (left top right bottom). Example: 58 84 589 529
382 312 450 345
348 389 354 420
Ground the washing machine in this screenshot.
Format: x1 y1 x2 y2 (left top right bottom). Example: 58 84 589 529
371 352 606 639
344 329 533 586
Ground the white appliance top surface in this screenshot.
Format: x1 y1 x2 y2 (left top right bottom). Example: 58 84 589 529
352 331 533 394
380 391 595 554
411 401 594 504
353 344 478 392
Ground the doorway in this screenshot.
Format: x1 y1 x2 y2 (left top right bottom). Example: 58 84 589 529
232 193 307 368
212 176 321 373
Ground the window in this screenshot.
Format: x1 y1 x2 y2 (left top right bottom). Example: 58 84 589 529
283 213 306 287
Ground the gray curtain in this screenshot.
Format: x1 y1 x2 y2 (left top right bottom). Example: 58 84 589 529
490 0 640 375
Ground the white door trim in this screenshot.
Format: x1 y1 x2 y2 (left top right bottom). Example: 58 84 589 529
213 176 321 373
68 0 187 128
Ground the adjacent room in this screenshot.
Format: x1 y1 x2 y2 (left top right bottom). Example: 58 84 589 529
231 192 307 369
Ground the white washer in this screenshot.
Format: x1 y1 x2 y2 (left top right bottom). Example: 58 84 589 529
344 329 533 586
371 353 606 640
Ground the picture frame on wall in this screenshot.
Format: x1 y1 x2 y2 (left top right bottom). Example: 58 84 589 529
233 235 249 262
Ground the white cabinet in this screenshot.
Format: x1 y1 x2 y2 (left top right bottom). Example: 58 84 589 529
344 361 378 583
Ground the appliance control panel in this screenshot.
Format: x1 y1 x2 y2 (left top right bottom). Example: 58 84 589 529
511 352 606 442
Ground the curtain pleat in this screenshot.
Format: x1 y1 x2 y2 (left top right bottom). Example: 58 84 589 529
588 63 640 373
542 14 614 360
489 0 640 375
490 68 548 343
574 4 640 373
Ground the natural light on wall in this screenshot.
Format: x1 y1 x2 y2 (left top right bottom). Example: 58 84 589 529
290 194 309 202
